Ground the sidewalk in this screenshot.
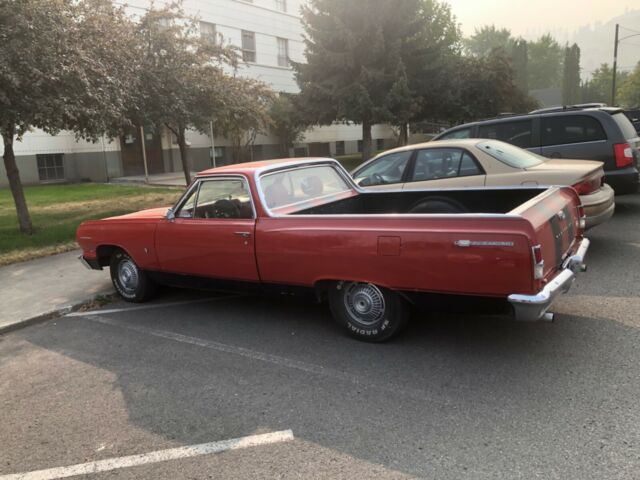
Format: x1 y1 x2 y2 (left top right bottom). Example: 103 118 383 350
110 171 195 187
0 250 113 333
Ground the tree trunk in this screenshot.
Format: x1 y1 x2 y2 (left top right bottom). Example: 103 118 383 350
361 119 373 162
397 123 409 146
176 126 191 185
2 127 34 235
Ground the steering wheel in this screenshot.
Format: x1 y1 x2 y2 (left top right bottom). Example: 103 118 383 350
209 199 240 219
371 173 384 185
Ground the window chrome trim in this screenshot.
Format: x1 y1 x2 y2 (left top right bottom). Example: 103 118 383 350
173 175 257 220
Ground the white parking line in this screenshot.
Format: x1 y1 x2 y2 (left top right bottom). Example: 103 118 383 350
0 430 294 480
66 296 242 317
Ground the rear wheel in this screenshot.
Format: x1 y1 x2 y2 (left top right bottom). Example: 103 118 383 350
109 250 156 302
328 281 410 342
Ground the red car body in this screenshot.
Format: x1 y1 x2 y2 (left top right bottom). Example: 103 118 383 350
77 158 590 341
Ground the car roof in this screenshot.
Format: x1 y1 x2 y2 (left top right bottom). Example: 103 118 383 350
370 138 484 157
196 157 337 177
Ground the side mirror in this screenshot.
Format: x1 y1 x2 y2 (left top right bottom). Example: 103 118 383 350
166 208 175 221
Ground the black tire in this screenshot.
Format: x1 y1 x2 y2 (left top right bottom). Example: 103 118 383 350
109 250 156 303
409 196 468 214
328 281 410 342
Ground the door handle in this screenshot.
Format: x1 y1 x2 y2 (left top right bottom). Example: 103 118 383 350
234 231 251 238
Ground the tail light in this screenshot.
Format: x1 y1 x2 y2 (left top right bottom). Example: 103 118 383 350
614 143 634 168
532 244 544 280
572 171 603 195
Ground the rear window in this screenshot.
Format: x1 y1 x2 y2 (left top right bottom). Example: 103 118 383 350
476 140 544 168
541 115 607 146
439 127 471 140
612 112 638 140
478 120 534 148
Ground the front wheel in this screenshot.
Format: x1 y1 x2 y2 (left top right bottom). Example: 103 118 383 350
328 281 410 342
109 250 156 302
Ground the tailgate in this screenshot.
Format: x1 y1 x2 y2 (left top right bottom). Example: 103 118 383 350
511 186 583 283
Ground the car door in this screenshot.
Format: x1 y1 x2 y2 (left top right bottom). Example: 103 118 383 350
155 176 260 282
402 148 486 189
539 114 610 164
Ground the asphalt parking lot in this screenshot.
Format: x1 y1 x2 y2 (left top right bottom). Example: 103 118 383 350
1 195 639 480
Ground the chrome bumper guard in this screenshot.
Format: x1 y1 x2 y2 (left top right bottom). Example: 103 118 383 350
508 238 590 322
78 255 102 270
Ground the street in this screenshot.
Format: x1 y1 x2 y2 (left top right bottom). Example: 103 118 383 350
1 195 639 480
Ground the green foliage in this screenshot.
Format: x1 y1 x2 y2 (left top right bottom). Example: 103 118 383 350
618 62 640 108
464 25 514 57
563 44 581 105
453 50 538 123
581 63 628 104
269 94 308 157
295 0 460 160
528 34 564 90
511 39 529 92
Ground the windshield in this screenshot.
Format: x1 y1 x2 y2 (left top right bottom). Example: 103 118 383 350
476 140 544 168
260 164 354 214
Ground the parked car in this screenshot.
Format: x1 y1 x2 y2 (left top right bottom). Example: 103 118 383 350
352 139 614 229
433 107 640 194
77 158 589 342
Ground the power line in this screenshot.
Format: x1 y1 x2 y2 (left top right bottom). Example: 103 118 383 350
619 24 640 35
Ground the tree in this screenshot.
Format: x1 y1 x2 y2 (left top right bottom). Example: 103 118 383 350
269 94 308 157
213 76 274 163
452 50 538 123
581 63 629 105
511 39 528 92
295 0 459 159
0 0 138 234
294 0 418 161
463 25 513 57
618 62 640 107
133 4 241 184
562 43 581 105
528 34 564 90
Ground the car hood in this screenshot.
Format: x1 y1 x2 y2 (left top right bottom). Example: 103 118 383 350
106 207 170 221
526 159 603 175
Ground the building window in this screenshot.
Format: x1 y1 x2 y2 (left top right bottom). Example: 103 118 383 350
357 140 363 153
37 154 64 181
277 38 289 67
275 0 287 12
335 141 345 156
200 21 217 45
376 139 385 151
294 147 308 157
242 31 256 63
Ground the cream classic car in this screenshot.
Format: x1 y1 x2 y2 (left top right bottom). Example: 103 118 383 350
352 139 614 229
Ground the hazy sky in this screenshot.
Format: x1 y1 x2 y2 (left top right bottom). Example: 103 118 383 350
446 0 638 38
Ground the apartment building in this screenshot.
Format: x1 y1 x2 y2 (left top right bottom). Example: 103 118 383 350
0 0 395 186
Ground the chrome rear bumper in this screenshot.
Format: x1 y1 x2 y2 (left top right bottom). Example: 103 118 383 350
508 238 590 322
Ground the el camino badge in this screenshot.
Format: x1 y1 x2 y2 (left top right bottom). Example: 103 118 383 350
454 240 514 248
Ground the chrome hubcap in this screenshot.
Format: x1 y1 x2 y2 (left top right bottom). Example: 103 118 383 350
343 283 385 326
117 259 139 294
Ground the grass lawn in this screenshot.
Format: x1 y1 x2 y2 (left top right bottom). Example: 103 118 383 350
0 183 183 266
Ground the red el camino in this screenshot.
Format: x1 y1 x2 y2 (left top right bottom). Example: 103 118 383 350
77 158 589 342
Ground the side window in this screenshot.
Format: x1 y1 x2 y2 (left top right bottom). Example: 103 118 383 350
440 128 471 140
177 179 253 219
354 151 412 186
541 115 607 146
459 152 482 177
412 148 464 182
478 120 533 148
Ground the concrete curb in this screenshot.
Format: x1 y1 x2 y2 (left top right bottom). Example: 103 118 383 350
0 294 116 336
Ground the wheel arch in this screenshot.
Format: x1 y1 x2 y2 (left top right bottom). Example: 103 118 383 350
96 244 130 267
313 278 414 305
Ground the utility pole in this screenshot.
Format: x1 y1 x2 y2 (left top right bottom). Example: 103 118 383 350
612 23 619 106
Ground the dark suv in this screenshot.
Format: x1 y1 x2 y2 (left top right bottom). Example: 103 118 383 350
433 107 640 194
